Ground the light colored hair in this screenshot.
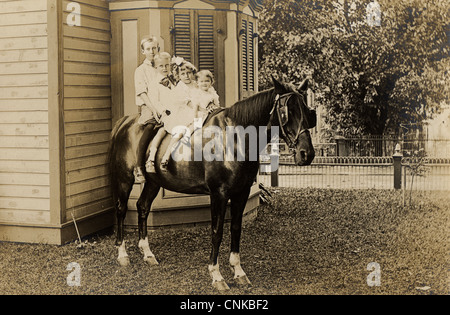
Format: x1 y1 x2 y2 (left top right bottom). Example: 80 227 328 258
180 62 197 74
153 52 171 65
140 36 159 51
196 70 215 85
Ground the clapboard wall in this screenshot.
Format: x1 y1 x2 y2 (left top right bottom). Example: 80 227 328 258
62 0 113 225
0 0 51 227
0 0 114 244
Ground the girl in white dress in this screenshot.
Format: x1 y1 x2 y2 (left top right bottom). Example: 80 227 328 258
147 57 199 171
192 70 220 123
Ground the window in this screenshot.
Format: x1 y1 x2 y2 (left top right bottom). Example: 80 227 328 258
173 13 192 62
241 15 256 96
197 14 214 74
173 10 215 76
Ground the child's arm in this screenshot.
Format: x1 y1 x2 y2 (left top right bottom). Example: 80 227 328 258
212 90 220 108
139 92 161 122
135 66 161 121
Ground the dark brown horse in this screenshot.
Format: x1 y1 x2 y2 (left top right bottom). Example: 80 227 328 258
108 77 316 290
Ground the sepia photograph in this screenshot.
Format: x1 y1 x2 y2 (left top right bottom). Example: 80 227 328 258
0 0 448 301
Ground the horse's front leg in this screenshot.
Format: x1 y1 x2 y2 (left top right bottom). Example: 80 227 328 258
137 181 160 265
229 186 252 285
208 191 229 291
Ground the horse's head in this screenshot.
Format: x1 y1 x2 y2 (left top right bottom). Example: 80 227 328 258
271 77 316 166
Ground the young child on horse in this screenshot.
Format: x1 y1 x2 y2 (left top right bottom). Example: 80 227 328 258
134 36 164 183
145 54 197 172
192 70 221 122
171 56 198 101
146 57 222 172
158 58 200 170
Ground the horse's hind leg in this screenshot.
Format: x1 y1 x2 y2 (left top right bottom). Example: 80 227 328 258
137 180 160 265
114 180 134 266
229 186 252 286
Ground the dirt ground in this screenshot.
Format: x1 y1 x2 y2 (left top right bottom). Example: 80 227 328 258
0 188 448 295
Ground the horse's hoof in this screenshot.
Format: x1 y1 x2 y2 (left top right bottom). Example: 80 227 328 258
234 275 252 286
144 255 159 266
117 256 130 267
212 280 230 291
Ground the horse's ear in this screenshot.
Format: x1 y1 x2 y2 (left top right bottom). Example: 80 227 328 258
272 75 285 94
298 79 308 92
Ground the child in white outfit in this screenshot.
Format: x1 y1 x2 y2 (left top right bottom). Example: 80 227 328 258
147 56 199 171
192 70 220 123
158 58 200 170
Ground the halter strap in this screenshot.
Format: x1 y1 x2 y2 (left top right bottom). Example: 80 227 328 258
267 91 309 150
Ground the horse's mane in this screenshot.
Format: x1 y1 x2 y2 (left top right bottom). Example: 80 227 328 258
224 88 276 126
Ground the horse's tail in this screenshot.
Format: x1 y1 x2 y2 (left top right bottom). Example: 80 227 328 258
107 115 130 200
111 115 129 141
107 116 129 171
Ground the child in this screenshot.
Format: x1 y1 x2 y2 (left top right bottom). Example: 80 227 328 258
158 67 221 171
133 36 163 183
144 52 176 172
193 70 220 122
171 56 198 98
158 58 199 170
147 56 200 172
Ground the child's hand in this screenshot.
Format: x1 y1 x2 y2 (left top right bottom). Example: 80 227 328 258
154 112 162 123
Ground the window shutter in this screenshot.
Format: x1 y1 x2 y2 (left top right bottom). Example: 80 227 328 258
174 13 192 61
242 19 248 91
198 14 214 74
241 17 256 94
248 21 254 91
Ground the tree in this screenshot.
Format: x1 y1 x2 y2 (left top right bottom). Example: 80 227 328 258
258 0 449 137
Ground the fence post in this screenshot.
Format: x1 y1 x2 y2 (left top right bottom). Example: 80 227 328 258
335 136 348 156
393 143 403 189
270 147 279 187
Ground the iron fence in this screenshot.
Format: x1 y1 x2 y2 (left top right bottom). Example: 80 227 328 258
317 136 450 158
259 156 450 191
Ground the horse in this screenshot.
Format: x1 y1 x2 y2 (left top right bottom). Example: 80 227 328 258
108 77 316 290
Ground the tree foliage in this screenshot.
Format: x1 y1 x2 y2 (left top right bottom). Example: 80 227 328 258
258 0 449 136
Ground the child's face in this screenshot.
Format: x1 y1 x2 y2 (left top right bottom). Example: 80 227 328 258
141 41 159 62
198 76 212 91
179 67 193 85
154 58 170 76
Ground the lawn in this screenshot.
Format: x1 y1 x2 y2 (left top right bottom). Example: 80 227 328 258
0 188 448 295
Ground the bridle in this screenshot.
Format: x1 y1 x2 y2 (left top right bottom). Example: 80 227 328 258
267 91 310 150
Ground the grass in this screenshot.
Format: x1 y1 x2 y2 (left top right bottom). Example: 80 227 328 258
0 188 448 295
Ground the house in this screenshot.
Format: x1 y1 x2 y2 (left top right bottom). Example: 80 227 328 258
0 0 263 244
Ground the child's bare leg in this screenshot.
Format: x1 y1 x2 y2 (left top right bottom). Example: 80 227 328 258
161 133 183 166
135 122 158 182
146 128 167 172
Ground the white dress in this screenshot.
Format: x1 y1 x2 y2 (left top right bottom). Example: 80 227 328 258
159 81 197 135
190 87 220 124
195 87 220 111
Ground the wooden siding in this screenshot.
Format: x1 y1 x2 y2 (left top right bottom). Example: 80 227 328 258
0 0 50 225
62 0 112 223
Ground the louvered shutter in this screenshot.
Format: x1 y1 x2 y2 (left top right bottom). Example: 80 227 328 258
198 14 214 75
248 21 254 91
174 13 192 62
242 18 255 93
241 19 248 91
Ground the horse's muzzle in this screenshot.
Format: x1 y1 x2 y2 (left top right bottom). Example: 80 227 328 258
296 149 315 166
